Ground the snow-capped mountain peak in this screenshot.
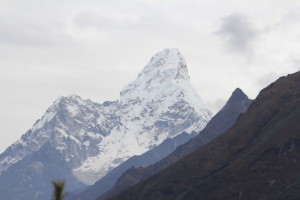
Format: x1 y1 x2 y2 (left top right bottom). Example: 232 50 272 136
0 95 118 175
120 48 189 101
137 48 189 81
73 48 212 184
31 94 98 132
0 49 212 189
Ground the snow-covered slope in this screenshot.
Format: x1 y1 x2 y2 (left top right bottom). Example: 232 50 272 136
0 95 119 175
73 48 212 184
0 48 212 187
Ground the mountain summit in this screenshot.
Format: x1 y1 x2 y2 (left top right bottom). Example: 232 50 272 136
0 49 211 200
121 48 190 99
120 49 208 118
74 48 212 184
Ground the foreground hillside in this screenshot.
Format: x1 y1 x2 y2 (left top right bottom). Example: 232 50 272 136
110 72 300 200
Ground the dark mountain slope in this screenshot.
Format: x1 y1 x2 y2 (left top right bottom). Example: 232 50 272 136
71 131 197 200
109 72 300 200
98 88 252 200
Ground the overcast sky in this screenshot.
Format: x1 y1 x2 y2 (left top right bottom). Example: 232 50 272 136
1 0 300 153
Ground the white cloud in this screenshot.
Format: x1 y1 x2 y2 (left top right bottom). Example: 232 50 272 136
257 72 280 88
0 0 300 153
215 13 258 57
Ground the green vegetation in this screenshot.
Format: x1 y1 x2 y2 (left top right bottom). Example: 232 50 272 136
52 180 66 200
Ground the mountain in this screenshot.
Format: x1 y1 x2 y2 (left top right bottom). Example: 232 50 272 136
97 88 252 200
0 94 119 185
109 71 300 200
0 48 211 200
73 48 211 185
0 142 85 200
71 131 198 200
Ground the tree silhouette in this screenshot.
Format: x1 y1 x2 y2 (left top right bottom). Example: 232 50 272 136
52 180 66 200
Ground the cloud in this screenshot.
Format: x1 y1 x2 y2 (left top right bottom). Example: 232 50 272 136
73 12 134 32
0 0 299 153
276 11 300 28
72 10 190 36
0 14 73 48
290 59 300 71
257 72 279 88
215 13 258 55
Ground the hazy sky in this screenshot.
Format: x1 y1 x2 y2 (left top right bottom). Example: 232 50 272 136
1 0 300 153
